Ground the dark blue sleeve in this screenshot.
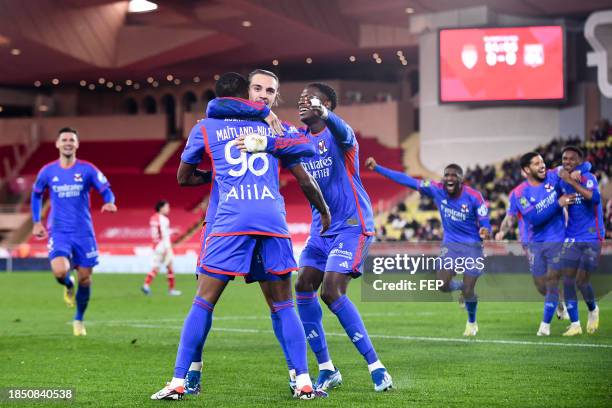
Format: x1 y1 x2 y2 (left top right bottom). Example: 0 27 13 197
325 111 356 149
181 125 205 165
206 97 270 119
520 198 561 226
374 164 419 190
31 190 43 222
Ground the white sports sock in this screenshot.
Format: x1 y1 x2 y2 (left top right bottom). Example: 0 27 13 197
367 360 384 373
189 362 202 372
169 377 185 389
570 321 581 327
539 322 550 330
289 369 296 381
318 361 335 371
295 373 312 389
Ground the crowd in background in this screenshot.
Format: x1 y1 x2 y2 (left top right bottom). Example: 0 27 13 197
377 119 612 242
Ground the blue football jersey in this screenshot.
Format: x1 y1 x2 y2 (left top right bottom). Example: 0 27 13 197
560 172 605 242
299 113 375 237
181 116 313 237
418 181 491 243
507 187 529 244
205 98 375 237
508 170 565 243
32 160 111 235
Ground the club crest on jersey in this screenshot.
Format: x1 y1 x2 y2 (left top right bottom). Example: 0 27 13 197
73 173 83 182
318 139 328 155
586 179 594 188
477 204 488 217
461 203 469 213
544 183 554 193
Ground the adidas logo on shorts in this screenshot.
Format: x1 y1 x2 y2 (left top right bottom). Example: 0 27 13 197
339 261 349 268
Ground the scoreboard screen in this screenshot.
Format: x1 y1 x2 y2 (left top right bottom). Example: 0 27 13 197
439 26 565 103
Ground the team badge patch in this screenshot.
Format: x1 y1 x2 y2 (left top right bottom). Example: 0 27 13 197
520 197 529 208
477 204 488 216
74 173 83 182
544 183 554 193
318 139 328 155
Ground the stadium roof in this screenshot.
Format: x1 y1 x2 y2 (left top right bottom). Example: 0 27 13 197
0 0 610 85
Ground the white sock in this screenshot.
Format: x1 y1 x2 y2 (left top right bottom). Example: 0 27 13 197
289 369 296 381
367 360 384 373
318 361 335 371
295 373 312 389
189 361 202 372
570 321 581 327
169 377 185 388
540 322 550 330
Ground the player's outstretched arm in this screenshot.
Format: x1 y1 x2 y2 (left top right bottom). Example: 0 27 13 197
366 158 419 191
289 165 331 234
177 161 213 186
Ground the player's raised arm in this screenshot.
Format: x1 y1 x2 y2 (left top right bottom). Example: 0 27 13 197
517 191 576 226
31 167 48 239
559 170 599 202
289 164 330 234
366 157 421 190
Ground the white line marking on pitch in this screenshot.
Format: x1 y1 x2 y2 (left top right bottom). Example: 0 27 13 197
89 320 612 349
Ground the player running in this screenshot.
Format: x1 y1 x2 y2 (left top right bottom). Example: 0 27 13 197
31 127 117 336
151 73 328 401
367 158 491 337
558 146 604 334
142 200 181 296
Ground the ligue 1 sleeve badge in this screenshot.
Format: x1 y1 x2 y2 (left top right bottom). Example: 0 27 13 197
461 44 478 70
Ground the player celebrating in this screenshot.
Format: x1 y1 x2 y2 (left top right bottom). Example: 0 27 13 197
151 73 328 401
558 146 604 334
502 152 579 336
185 69 329 396
142 200 181 296
31 127 117 336
367 158 491 337
208 82 394 393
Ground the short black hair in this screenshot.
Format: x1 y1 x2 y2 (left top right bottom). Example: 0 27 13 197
155 200 168 212
562 145 584 158
214 72 248 98
444 163 463 177
307 82 337 111
58 127 78 137
520 152 540 170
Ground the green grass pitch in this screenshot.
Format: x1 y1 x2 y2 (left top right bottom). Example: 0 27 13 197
0 272 610 407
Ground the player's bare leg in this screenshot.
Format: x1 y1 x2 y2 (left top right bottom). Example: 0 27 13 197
72 266 93 336
51 257 75 308
320 272 392 392
295 267 342 391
